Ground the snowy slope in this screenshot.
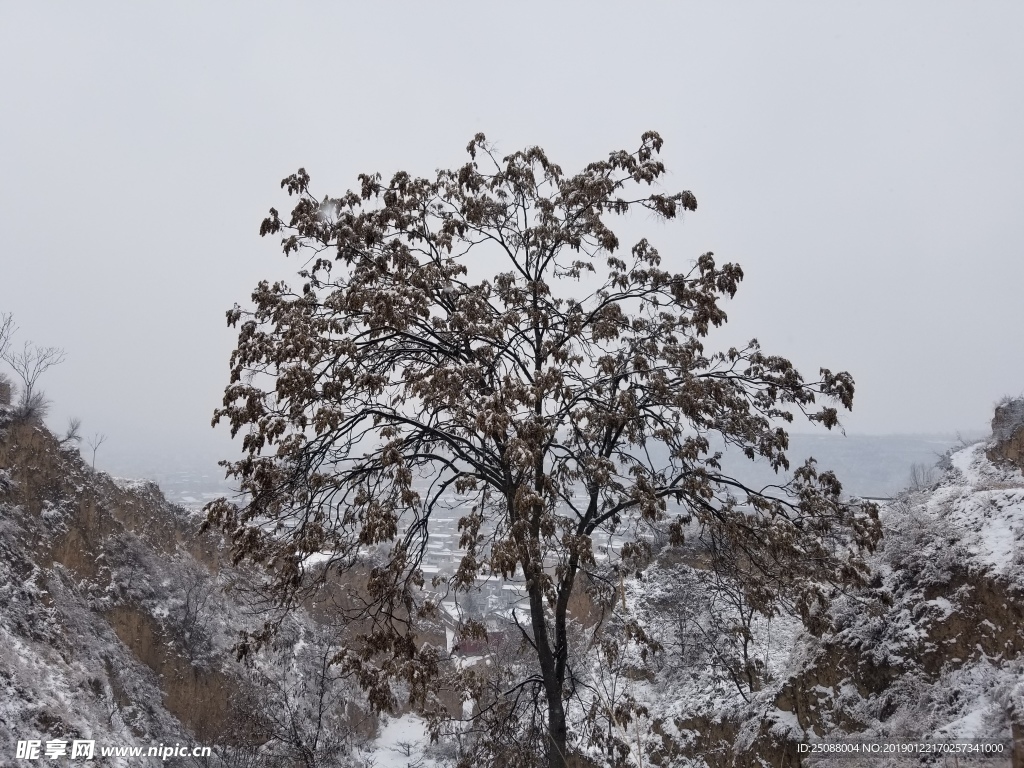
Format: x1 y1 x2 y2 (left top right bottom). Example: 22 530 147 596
0 414 377 767
552 439 1024 767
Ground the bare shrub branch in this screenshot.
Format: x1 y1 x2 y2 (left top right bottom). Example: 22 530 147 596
61 416 83 448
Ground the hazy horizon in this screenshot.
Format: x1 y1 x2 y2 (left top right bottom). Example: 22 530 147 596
2 3 1022 477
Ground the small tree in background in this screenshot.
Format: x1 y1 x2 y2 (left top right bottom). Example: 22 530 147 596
207 132 881 768
86 432 108 471
907 462 939 492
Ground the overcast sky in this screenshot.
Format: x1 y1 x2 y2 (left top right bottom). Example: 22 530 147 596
2 3 1022 476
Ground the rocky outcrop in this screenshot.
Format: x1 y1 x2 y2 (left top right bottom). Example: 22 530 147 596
989 397 1024 472
0 416 378 766
0 419 257 753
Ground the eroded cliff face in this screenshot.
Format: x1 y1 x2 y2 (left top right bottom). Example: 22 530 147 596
0 412 372 766
0 415 260 761
989 398 1024 473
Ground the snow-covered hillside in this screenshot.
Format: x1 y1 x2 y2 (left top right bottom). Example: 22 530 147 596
610 434 1024 766
0 410 376 767
3 395 1023 767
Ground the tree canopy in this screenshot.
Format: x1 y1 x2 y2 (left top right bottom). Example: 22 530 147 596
206 131 880 768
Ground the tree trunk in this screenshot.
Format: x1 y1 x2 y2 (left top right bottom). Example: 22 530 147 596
547 693 569 768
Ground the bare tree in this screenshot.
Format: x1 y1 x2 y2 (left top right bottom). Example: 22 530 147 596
0 312 14 359
206 132 881 768
174 561 217 658
908 462 939 492
86 432 108 470
1 338 66 422
250 623 361 768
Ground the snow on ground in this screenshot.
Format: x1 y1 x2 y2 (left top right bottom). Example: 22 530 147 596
932 443 1024 574
357 713 440 768
593 440 1024 765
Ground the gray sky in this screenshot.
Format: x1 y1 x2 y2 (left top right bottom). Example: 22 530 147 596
2 3 1022 476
